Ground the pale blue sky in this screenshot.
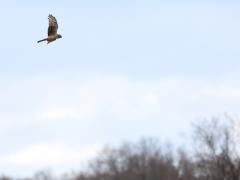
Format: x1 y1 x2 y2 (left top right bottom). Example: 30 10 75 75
1 0 240 177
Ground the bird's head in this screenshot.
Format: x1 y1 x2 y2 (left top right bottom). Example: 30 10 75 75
57 34 62 39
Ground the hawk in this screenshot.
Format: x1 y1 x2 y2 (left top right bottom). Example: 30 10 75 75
37 14 62 44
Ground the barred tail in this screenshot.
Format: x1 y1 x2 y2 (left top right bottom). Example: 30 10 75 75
37 38 47 43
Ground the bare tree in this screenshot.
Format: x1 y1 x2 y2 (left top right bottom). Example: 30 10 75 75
177 149 198 180
76 138 181 180
193 118 240 180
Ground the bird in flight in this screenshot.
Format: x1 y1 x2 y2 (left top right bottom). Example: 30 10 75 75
38 14 62 44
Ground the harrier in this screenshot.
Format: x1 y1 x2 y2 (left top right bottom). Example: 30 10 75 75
37 14 62 44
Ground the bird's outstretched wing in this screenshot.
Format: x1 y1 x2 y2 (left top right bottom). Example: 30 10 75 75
48 14 58 36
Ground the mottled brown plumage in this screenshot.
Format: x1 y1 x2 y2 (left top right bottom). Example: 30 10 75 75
38 14 62 44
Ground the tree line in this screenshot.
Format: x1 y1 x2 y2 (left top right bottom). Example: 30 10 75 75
1 118 240 180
